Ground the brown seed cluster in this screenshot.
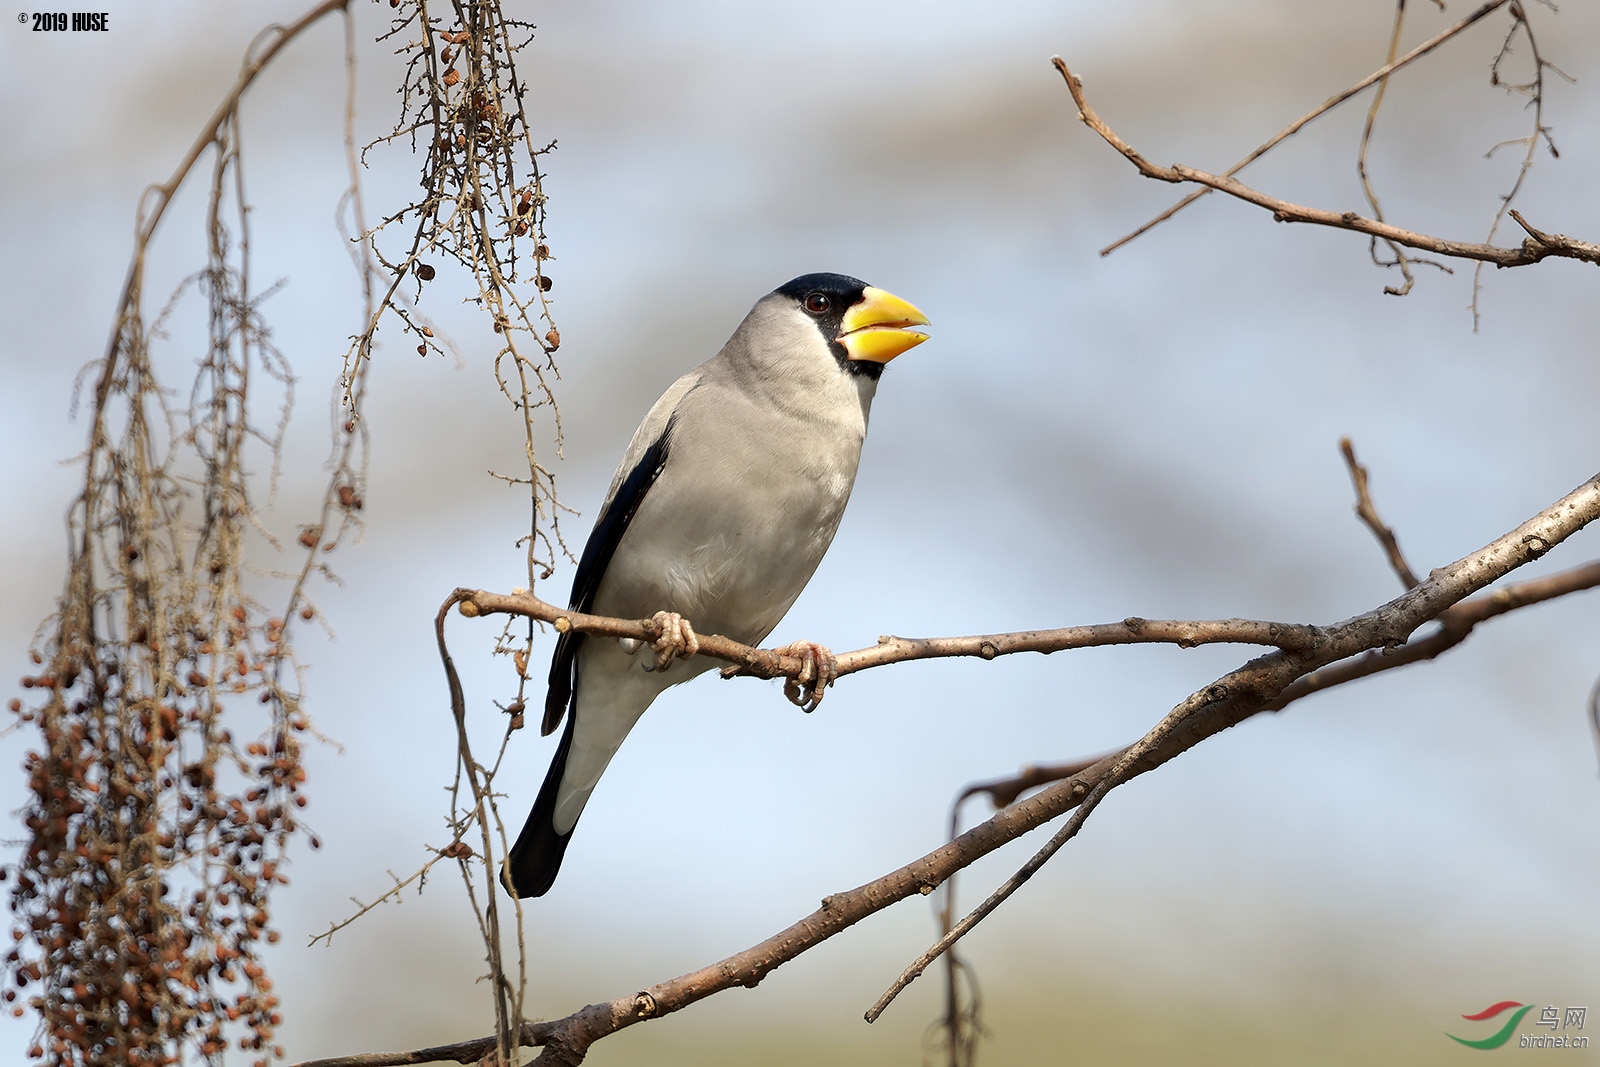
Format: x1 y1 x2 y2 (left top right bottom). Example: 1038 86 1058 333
8 606 310 1067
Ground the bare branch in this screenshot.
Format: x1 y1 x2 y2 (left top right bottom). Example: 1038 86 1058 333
1056 58 1599 270
1339 437 1420 589
867 478 1600 1020
1095 0 1514 256
300 473 1600 1067
954 754 1114 812
1267 557 1600 709
1357 0 1435 296
1471 1 1565 326
453 589 1324 694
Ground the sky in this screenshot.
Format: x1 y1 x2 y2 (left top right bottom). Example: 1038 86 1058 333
1 1 1598 1064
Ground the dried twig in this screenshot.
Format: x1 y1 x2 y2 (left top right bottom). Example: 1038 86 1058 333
1097 0 1514 256
1057 58 1599 271
1470 1 1572 325
1339 437 1420 589
926 754 1109 1067
1357 0 1456 295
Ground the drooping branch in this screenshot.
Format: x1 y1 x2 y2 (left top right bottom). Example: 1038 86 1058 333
7 5 351 1064
292 471 1600 1067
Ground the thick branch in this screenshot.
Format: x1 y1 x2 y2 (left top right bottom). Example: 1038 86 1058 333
867 479 1600 1017
933 555 1600 815
1054 58 1600 269
1269 556 1600 708
296 474 1600 1067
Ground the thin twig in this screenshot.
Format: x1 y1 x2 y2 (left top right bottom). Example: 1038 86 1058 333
1094 0 1514 256
868 775 1117 1022
1057 60 1600 270
308 856 447 947
1358 0 1434 296
1339 437 1420 589
1470 1 1570 327
955 753 1116 811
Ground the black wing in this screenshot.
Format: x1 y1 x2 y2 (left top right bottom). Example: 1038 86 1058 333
541 415 676 735
503 702 579 897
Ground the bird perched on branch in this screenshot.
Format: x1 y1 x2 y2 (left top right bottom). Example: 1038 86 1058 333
502 273 930 898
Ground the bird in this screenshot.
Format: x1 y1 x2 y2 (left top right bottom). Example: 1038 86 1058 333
501 272 930 898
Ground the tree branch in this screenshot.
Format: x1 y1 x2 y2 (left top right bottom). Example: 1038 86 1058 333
1054 57 1600 269
454 588 1324 694
292 472 1600 1067
1339 437 1420 589
867 476 1600 1018
1094 0 1513 256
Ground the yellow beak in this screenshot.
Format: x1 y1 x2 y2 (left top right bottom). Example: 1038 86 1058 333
836 286 931 363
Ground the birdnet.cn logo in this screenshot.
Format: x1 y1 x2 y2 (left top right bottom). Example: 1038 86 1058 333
1447 1002 1589 1050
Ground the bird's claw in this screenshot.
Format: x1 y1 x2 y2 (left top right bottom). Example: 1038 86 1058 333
643 611 699 672
775 640 837 712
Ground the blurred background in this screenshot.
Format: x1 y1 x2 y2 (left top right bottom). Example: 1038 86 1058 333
3 0 1598 1062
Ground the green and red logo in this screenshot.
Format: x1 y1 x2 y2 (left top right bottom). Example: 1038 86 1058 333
1448 1002 1535 1049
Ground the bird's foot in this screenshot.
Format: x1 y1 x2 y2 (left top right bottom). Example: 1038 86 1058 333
774 640 837 712
643 610 699 673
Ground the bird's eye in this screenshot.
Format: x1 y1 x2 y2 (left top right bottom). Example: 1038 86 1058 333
803 293 831 315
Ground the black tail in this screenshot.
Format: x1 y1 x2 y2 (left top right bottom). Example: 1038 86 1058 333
502 710 580 898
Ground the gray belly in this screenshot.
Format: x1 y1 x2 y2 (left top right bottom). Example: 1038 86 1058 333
590 432 860 645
